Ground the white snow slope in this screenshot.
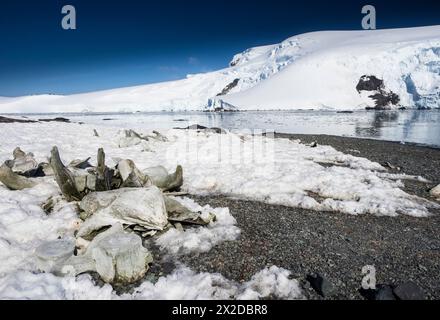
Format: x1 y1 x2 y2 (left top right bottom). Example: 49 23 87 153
1 26 440 113
224 26 440 110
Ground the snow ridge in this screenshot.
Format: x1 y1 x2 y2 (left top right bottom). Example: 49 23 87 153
1 26 440 112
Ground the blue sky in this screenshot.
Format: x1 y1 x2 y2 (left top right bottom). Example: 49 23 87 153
1 0 440 96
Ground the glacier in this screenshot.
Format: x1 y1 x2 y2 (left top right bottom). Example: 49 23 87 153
1 26 440 113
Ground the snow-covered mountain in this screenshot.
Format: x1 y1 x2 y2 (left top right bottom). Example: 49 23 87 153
1 26 440 113
223 26 440 111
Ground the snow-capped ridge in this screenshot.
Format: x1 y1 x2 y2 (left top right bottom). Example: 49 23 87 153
2 25 440 113
222 26 440 110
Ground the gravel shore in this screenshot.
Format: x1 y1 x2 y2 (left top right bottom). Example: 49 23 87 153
178 134 440 300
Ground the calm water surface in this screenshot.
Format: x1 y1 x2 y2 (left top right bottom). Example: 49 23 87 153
13 110 440 147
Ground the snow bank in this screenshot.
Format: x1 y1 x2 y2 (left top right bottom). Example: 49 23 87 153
0 182 80 275
127 265 303 300
0 123 436 217
0 266 302 300
2 26 440 112
157 130 436 217
237 266 303 300
0 272 114 300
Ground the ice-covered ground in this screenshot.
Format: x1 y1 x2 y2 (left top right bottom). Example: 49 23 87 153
1 26 440 112
0 122 437 299
1 122 435 217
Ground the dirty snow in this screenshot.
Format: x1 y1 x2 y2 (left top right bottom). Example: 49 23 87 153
127 265 303 300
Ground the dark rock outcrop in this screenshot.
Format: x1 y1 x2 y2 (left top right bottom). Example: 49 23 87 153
368 91 400 109
356 75 384 93
38 117 71 123
356 75 401 109
0 116 36 123
176 124 226 134
217 79 240 96
0 116 71 123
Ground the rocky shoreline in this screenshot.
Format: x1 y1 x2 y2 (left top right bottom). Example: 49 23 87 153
178 134 440 300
